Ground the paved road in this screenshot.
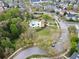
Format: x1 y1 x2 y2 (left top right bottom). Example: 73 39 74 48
53 15 70 53
12 47 48 59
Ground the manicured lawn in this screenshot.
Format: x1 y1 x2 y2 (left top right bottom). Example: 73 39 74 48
35 20 60 43
37 28 50 36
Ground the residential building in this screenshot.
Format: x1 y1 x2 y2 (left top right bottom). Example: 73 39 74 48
70 52 79 59
65 13 78 20
0 1 4 12
73 4 78 12
0 0 9 13
4 0 26 11
44 5 55 12
4 0 25 8
30 0 49 4
66 13 75 20
29 20 46 28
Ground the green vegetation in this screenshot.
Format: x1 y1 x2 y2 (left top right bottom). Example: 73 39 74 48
66 18 79 22
0 8 20 21
68 26 79 56
37 28 50 36
67 4 73 10
0 8 33 59
41 14 52 20
0 6 60 59
26 55 49 59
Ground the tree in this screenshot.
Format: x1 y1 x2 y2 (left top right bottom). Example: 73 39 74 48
10 24 19 34
0 13 6 21
0 37 14 58
15 28 37 49
0 47 4 59
67 4 73 10
1 37 13 48
47 47 56 56
10 23 20 39
35 38 56 56
35 38 52 50
0 28 10 38
15 38 33 49
24 12 32 21
10 17 21 24
20 20 28 32
68 26 79 56
20 28 36 40
4 11 12 20
6 8 20 18
0 8 20 21
41 14 52 20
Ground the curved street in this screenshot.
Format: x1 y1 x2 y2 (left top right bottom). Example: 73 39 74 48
12 47 48 59
53 15 70 53
9 14 70 59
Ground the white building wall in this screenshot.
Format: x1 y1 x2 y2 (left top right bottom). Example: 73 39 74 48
29 21 42 28
30 0 49 4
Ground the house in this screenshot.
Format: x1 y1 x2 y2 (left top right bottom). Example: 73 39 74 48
77 0 79 4
0 1 4 13
4 0 25 11
29 20 46 28
0 0 9 7
70 52 79 59
30 0 49 4
44 5 55 12
54 7 61 12
59 10 65 16
73 4 78 12
31 3 42 10
65 13 79 21
0 0 9 13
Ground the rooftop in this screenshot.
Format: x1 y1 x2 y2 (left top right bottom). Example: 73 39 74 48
67 13 76 17
29 20 45 28
0 0 9 7
70 52 79 59
30 0 49 3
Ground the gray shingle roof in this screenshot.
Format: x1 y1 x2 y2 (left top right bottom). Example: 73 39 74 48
0 0 9 7
70 52 79 59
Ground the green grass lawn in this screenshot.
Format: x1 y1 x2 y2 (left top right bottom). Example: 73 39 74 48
36 20 60 42
37 28 50 36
